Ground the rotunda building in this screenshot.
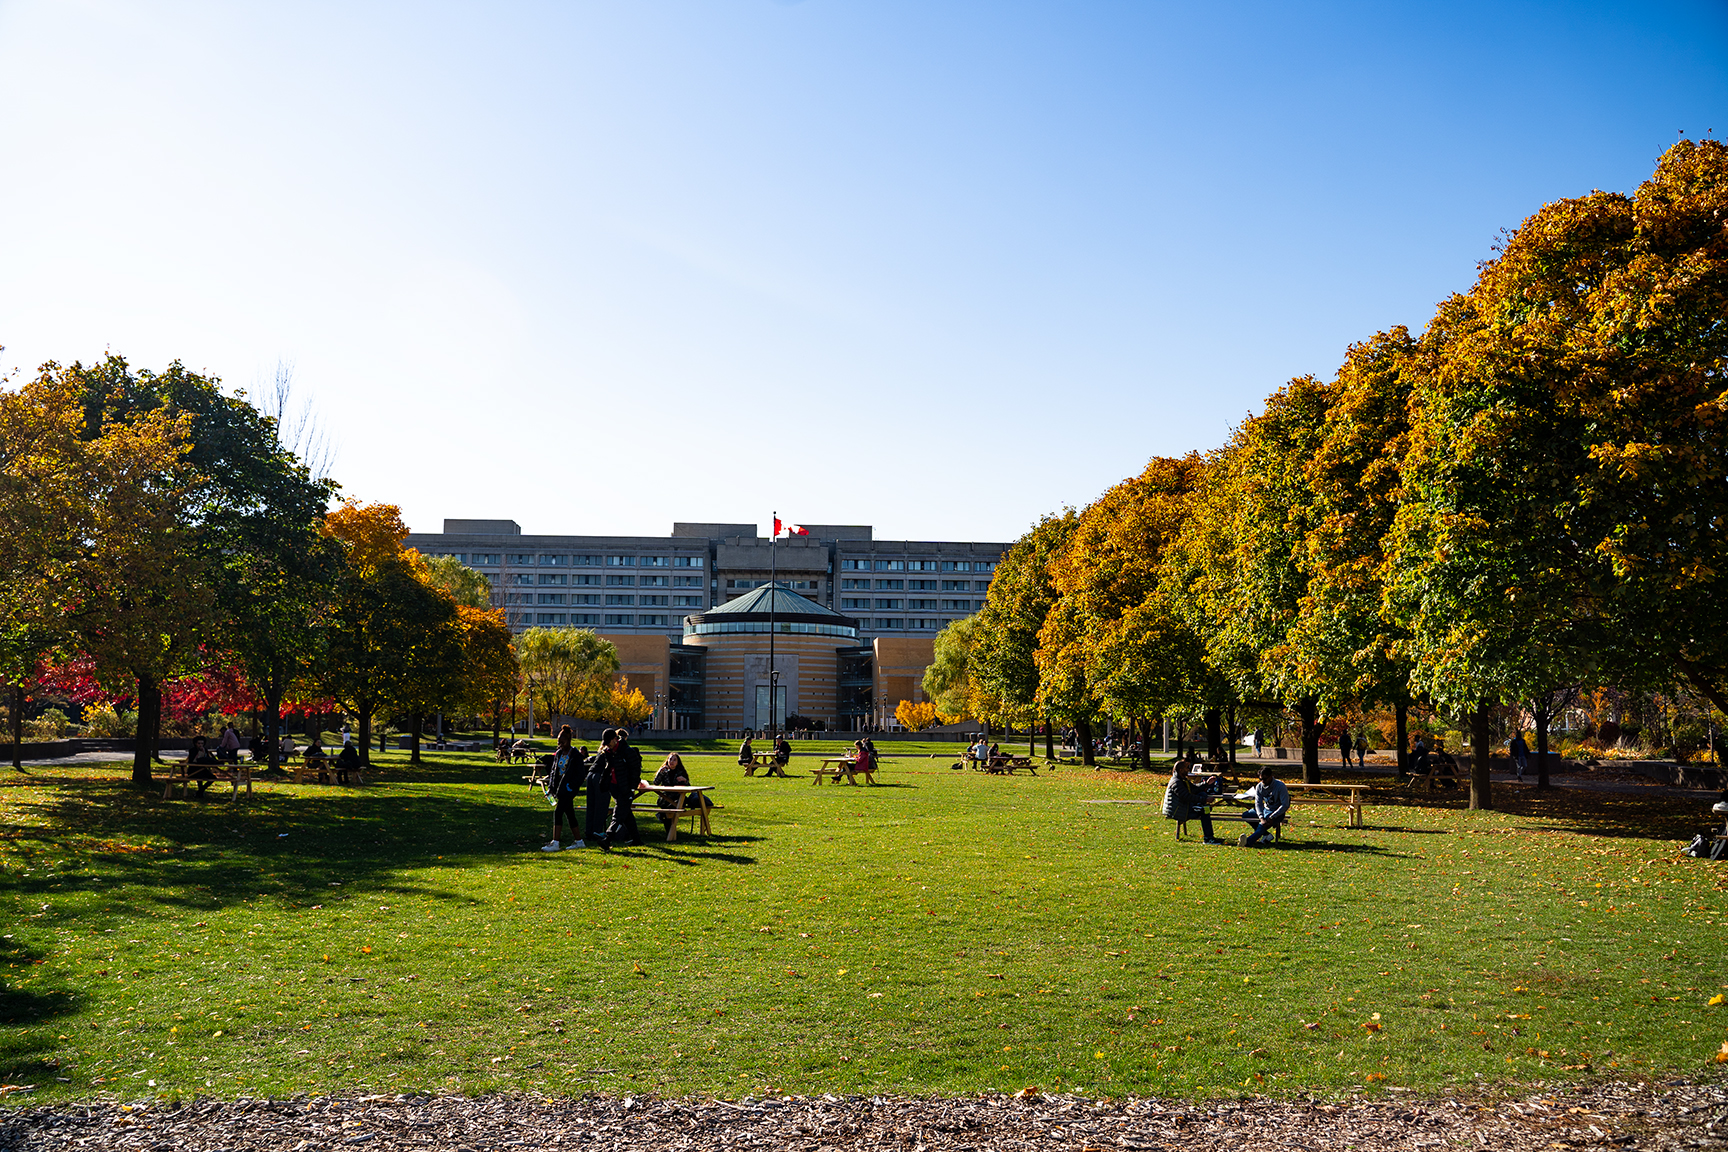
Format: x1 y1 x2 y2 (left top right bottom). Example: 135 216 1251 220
681 583 867 730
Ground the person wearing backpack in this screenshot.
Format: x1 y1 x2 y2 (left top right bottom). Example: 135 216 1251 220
606 730 646 846
584 729 620 851
1164 759 1224 844
541 725 587 852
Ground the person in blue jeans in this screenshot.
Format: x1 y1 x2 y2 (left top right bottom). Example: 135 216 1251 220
1239 766 1291 847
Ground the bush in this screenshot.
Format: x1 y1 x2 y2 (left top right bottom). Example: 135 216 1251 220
83 703 137 738
22 707 71 740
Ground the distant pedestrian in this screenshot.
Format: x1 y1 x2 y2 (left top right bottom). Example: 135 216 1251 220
1339 730 1353 768
1509 732 1530 780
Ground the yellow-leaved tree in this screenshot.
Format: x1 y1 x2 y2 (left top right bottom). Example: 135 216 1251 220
894 699 940 731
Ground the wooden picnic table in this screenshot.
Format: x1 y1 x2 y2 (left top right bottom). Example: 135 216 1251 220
743 752 787 777
162 760 252 801
813 757 877 786
293 752 365 786
629 784 716 842
1230 781 1369 828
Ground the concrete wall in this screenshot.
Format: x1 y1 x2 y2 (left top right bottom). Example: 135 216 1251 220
873 635 937 713
603 632 670 705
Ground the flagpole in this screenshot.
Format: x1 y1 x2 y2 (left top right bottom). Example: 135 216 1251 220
769 512 777 736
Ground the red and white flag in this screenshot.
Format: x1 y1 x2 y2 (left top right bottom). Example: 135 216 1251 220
773 517 809 538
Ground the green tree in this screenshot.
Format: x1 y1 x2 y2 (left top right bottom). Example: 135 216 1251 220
923 615 979 723
970 514 1082 762
516 627 620 726
1296 328 1424 779
422 555 494 609
1167 378 1336 783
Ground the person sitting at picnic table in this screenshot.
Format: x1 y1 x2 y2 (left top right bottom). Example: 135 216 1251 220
1431 740 1460 788
334 739 361 785
185 736 222 795
1168 759 1225 844
849 738 873 780
737 735 755 765
304 737 329 783
772 734 792 769
969 736 991 765
645 752 709 833
279 734 297 758
1238 766 1291 847
217 723 242 763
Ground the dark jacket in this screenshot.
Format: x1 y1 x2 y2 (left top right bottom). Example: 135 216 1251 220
607 742 644 799
552 748 587 798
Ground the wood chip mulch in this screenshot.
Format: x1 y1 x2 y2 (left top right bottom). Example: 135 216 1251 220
2 1079 1724 1151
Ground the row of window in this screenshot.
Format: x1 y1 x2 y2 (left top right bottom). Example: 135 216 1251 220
435 553 704 569
515 612 674 627
840 599 983 612
862 618 951 631
837 559 996 572
527 593 698 607
516 573 692 587
725 579 820 590
838 578 988 591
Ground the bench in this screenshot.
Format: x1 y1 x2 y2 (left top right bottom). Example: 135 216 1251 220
743 752 788 777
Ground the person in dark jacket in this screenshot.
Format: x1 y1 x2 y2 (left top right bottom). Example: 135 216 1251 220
541 725 587 852
1168 759 1224 844
584 729 620 850
1339 730 1353 768
607 730 645 846
335 740 361 785
649 752 707 833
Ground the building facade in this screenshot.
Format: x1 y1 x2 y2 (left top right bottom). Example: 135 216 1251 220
404 519 1009 731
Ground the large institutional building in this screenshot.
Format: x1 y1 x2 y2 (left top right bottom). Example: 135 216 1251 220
405 520 1008 731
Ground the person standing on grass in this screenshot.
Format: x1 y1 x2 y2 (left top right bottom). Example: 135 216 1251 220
584 729 620 851
1509 732 1530 780
1238 765 1290 847
607 729 645 846
1339 730 1353 769
541 725 587 853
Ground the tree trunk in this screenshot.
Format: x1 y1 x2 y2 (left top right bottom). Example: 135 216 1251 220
1225 703 1238 766
410 711 423 765
1204 709 1221 763
358 702 374 766
1044 717 1054 761
1297 698 1322 784
492 700 502 753
264 688 282 774
1469 702 1494 811
1076 718 1095 767
1534 701 1551 791
11 682 22 771
1394 699 1409 782
132 673 159 785
1028 722 1036 757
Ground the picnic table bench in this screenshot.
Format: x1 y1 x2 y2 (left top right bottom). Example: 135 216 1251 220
161 761 252 801
963 751 1038 774
813 757 877 786
628 784 717 842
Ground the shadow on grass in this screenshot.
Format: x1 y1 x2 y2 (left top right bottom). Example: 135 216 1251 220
1364 781 1707 843
0 772 770 930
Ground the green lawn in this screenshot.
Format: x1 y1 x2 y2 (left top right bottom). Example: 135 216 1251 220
0 744 1724 1104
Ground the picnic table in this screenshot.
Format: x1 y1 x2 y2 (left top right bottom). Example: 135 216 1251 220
161 760 252 801
1228 781 1370 828
813 757 877 786
293 752 365 786
963 751 1038 774
743 752 787 777
629 784 717 842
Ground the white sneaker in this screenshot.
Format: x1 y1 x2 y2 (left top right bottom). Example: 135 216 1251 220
540 840 561 852
1713 801 1728 816
569 839 586 849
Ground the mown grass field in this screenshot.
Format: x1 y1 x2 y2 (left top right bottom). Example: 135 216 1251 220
0 742 1723 1105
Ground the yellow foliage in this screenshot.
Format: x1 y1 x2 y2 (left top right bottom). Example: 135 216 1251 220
603 677 654 726
895 699 940 731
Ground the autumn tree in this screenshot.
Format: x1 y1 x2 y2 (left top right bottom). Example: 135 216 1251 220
1296 328 1424 779
1167 378 1336 783
894 699 940 732
970 514 1079 761
1044 455 1224 769
323 501 465 764
602 677 654 727
423 556 494 609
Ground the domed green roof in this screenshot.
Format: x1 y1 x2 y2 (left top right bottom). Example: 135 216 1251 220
685 582 859 638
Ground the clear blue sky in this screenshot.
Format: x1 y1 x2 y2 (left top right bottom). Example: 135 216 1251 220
2 1 1723 542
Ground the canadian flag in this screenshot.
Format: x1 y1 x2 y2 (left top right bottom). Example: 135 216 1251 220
773 517 809 538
